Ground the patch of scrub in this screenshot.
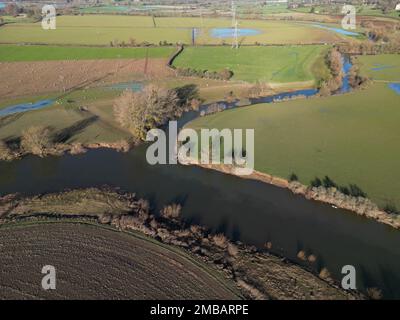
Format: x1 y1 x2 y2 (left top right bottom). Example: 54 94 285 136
0 99 54 117
210 28 262 39
311 24 359 36
108 82 143 91
388 83 400 95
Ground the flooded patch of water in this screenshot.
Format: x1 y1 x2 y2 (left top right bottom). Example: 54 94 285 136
311 24 360 36
371 64 396 71
0 99 54 117
388 83 400 95
210 28 262 39
108 82 143 91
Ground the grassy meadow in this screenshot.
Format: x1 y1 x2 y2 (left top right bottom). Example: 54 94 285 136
188 82 400 209
357 54 400 81
0 45 175 62
0 15 343 46
0 88 130 144
173 45 329 83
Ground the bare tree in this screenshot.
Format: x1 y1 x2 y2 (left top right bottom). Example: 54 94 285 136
0 140 12 160
113 85 179 141
21 126 52 156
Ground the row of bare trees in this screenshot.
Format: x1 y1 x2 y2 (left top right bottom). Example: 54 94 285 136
319 49 344 96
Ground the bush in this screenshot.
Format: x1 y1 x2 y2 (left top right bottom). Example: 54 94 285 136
227 243 239 257
307 254 317 263
311 177 322 188
349 184 367 198
297 250 307 261
322 176 337 189
366 287 383 300
319 267 331 280
289 173 298 182
0 140 13 160
113 85 179 141
21 126 52 156
339 186 350 195
212 233 228 248
246 81 272 98
160 203 182 220
383 203 398 215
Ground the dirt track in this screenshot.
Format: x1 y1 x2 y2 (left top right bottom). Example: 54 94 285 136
0 222 239 300
0 58 173 99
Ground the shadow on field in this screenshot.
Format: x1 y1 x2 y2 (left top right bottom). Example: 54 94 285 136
54 115 99 143
175 84 200 105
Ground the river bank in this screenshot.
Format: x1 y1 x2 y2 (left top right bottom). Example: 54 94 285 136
0 139 133 161
0 187 363 300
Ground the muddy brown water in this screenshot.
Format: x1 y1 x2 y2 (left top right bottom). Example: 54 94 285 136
1 145 400 299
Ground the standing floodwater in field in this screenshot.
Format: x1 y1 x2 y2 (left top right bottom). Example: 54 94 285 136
388 83 400 95
108 82 143 91
210 28 263 39
311 24 360 36
0 100 55 117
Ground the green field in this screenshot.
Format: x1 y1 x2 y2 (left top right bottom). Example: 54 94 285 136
0 15 343 46
0 45 175 62
173 45 329 83
0 15 37 23
357 54 400 81
188 82 400 209
0 88 130 144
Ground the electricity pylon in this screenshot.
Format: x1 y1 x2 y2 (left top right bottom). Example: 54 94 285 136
231 1 239 49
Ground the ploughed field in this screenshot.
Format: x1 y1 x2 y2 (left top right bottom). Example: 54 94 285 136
0 15 343 46
0 57 172 99
188 82 400 209
0 222 239 299
173 45 329 83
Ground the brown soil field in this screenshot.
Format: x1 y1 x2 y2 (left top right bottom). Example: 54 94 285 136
0 58 173 99
0 222 239 300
